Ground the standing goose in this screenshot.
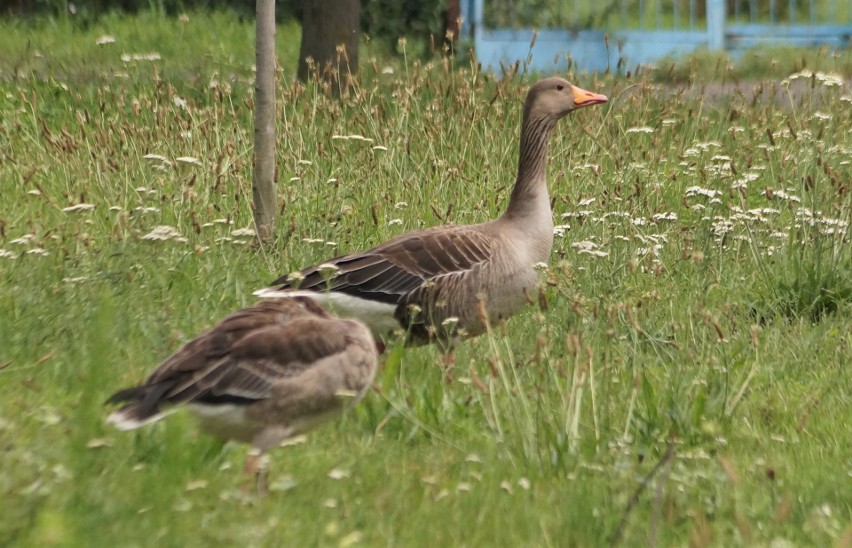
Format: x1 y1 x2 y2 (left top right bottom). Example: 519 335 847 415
106 297 378 489
256 77 607 345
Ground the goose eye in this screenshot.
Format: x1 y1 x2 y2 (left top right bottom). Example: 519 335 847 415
556 84 565 91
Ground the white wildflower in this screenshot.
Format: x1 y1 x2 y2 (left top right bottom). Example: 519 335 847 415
763 189 801 203
175 156 201 166
331 134 373 143
10 234 35 245
571 241 598 252
231 228 255 237
62 203 95 213
694 141 721 150
572 241 608 258
783 70 843 87
96 35 116 45
553 225 570 237
328 468 350 480
578 197 596 207
317 263 341 277
441 317 460 329
372 145 388 152
142 154 172 165
141 225 183 241
27 248 49 256
0 249 16 259
121 52 161 62
287 271 305 283
388 219 403 226
651 212 677 222
685 186 722 199
626 126 654 134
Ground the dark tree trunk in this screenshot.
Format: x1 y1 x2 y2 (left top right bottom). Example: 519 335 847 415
253 0 276 242
297 0 359 86
446 0 461 41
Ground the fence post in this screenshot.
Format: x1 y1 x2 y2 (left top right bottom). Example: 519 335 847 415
472 0 484 42
707 0 726 49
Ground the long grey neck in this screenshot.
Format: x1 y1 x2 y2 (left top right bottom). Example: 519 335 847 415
502 114 556 221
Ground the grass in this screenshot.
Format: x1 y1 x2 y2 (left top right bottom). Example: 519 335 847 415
651 45 852 83
2 9 852 547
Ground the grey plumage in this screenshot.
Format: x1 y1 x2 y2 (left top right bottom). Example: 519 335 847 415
107 297 378 453
257 78 607 345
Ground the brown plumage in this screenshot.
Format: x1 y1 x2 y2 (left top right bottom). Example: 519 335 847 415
107 297 378 486
256 77 607 346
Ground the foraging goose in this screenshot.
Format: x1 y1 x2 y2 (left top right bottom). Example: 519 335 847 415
107 297 378 487
257 77 607 345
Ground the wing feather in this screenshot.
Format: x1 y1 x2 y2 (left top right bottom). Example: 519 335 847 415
107 299 368 418
268 226 496 306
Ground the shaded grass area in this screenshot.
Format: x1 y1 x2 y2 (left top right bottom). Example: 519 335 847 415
2 10 851 547
0 9 300 85
652 45 852 83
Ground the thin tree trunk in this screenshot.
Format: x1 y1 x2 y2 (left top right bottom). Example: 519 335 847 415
297 0 359 86
253 0 276 242
446 0 461 41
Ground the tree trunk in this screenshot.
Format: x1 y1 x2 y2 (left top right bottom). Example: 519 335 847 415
253 0 276 242
446 0 461 41
297 0 359 86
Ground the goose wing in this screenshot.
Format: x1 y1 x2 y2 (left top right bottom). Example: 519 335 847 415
107 299 371 417
268 226 496 305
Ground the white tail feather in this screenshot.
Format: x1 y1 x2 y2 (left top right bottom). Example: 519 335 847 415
106 408 175 430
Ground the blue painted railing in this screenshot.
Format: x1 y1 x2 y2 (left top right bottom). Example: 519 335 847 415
460 0 852 73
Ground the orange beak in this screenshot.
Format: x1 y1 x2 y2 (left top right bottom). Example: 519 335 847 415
571 85 608 108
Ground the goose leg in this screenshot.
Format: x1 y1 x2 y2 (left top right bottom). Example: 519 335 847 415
242 448 269 495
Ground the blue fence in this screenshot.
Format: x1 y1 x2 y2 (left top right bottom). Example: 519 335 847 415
459 0 852 72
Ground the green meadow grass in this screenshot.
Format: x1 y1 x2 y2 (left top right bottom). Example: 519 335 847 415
2 11 851 547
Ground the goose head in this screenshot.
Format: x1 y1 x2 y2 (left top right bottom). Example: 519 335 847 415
524 77 608 122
